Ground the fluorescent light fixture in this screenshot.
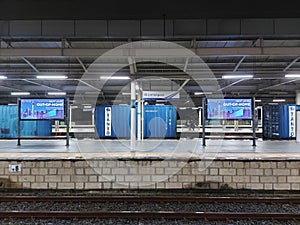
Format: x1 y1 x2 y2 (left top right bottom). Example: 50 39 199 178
85 91 100 95
0 75 7 79
156 100 167 103
8 103 17 105
179 107 187 110
285 74 300 78
48 92 66 96
273 99 286 102
222 75 253 79
37 75 68 79
100 76 130 80
255 99 262 102
122 92 138 96
83 105 92 109
11 92 30 96
194 92 213 95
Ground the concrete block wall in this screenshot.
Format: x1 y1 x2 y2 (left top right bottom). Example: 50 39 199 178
0 160 300 190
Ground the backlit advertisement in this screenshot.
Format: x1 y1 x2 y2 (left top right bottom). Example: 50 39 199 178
207 98 252 120
20 98 65 120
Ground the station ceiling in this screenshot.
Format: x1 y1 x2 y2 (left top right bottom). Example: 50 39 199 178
0 9 300 106
1 38 300 106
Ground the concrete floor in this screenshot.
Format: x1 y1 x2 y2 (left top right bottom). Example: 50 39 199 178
0 138 299 160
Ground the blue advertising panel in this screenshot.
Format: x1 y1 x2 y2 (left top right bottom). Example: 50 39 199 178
207 98 252 120
20 98 65 120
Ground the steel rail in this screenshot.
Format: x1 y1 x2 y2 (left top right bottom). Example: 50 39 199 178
0 211 299 220
1 196 300 203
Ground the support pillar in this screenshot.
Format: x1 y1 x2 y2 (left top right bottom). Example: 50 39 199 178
137 88 142 141
130 80 136 151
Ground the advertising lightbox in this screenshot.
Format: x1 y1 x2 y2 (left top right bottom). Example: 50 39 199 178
206 98 253 120
19 98 65 120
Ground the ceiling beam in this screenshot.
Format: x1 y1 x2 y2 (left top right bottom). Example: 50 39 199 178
78 80 101 92
3 47 300 57
22 57 40 73
0 84 23 91
0 40 13 48
283 56 300 72
259 78 300 91
76 57 88 72
217 79 247 91
252 38 262 47
233 56 246 72
183 57 189 72
62 39 72 48
190 39 197 49
22 79 62 91
178 79 190 91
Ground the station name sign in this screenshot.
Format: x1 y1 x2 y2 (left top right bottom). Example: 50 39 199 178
289 106 296 138
142 91 179 100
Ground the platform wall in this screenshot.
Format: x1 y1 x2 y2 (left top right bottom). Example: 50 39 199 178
0 105 52 138
0 159 300 190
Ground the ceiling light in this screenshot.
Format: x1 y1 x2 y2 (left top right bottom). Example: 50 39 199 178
255 99 262 102
285 74 300 78
222 75 253 79
48 92 66 96
11 92 30 96
83 105 92 109
37 75 68 79
273 99 286 102
156 100 167 103
100 76 130 80
85 91 101 95
194 92 213 95
0 75 7 79
179 107 187 110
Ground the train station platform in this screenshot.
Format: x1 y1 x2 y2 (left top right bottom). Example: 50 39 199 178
0 138 299 161
0 138 300 191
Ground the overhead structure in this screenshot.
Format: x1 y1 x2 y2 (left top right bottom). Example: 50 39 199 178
1 18 300 105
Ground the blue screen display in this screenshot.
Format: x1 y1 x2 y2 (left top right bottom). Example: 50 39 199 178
20 99 65 120
207 98 252 120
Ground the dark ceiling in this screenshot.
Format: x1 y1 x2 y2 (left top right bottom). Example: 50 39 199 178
1 0 300 20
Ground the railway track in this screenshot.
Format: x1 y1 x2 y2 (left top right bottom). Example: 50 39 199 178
0 196 300 222
1 195 300 203
0 211 300 221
